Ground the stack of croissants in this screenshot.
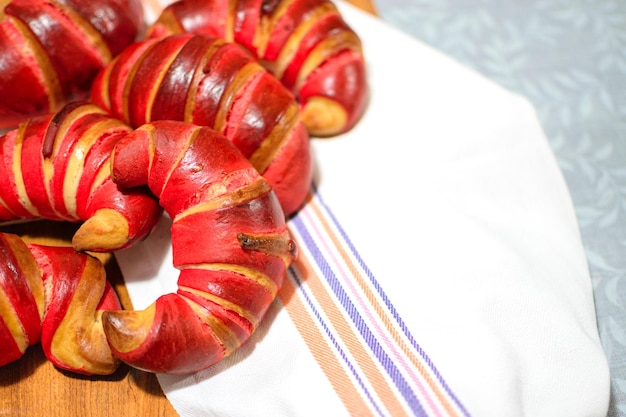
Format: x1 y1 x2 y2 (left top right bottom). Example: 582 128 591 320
0 0 367 375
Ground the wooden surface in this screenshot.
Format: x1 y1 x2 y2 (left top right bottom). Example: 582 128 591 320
346 0 378 15
0 1 378 416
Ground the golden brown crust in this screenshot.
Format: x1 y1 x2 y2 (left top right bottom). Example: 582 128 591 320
47 253 120 375
72 209 131 252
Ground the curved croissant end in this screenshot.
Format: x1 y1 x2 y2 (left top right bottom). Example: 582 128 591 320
0 102 162 252
0 233 122 375
30 244 122 375
103 121 297 374
145 0 368 137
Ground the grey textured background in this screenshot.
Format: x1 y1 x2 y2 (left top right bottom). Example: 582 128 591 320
373 0 626 414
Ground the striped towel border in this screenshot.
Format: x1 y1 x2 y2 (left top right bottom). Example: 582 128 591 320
280 185 470 417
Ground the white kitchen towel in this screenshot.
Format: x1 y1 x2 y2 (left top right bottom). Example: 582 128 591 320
115 1 611 416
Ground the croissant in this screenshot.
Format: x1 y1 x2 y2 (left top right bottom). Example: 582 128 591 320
145 0 368 137
0 0 145 129
0 102 162 252
90 33 312 217
102 120 297 374
0 232 122 375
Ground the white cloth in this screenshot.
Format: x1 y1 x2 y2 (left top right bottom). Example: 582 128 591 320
116 2 610 416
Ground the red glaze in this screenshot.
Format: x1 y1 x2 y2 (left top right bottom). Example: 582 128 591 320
0 234 122 375
0 0 145 128
146 0 368 136
31 244 122 375
104 121 297 374
91 34 312 217
0 233 43 367
58 0 145 57
0 102 162 252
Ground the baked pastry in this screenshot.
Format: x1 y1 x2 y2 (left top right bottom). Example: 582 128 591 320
146 0 368 137
0 102 162 252
0 0 145 128
0 232 122 375
91 34 312 216
103 120 297 374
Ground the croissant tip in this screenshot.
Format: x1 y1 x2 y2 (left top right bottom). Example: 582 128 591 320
301 97 348 137
72 209 130 252
102 305 156 354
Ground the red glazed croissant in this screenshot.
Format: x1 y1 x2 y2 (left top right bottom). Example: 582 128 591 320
145 0 368 137
0 233 43 368
90 33 312 217
0 0 145 128
102 120 297 374
0 232 122 375
0 102 162 252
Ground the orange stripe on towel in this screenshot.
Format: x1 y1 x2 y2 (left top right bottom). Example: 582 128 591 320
282 241 409 417
307 200 462 417
278 261 374 417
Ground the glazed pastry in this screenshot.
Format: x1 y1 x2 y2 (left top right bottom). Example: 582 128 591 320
0 232 122 375
103 120 297 374
0 102 162 252
145 0 368 137
91 34 312 216
0 0 144 128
